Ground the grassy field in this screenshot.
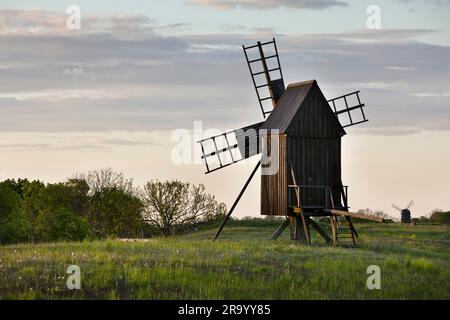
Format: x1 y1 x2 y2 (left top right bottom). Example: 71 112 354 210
0 219 449 299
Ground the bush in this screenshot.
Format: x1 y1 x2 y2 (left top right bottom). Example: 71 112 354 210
35 208 91 242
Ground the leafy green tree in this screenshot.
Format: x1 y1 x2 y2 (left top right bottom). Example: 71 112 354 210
77 168 143 237
35 207 90 242
89 188 143 237
2 178 29 197
0 182 30 244
141 180 226 236
22 180 45 242
23 180 92 242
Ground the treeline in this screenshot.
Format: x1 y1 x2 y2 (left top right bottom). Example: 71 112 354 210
356 208 450 225
0 169 226 245
413 210 450 225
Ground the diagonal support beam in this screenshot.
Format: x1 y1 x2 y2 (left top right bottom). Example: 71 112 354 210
307 217 332 244
270 219 290 240
213 161 261 241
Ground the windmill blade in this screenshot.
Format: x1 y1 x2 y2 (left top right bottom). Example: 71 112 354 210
392 203 402 211
198 122 263 174
328 91 368 128
407 200 414 209
243 38 285 119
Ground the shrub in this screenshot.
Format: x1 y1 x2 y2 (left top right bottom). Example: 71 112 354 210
35 208 91 242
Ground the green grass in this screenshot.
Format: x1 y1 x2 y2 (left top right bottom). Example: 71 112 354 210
0 220 449 299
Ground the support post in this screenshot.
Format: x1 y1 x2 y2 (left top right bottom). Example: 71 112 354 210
212 161 261 241
331 215 338 245
289 216 310 244
270 219 289 240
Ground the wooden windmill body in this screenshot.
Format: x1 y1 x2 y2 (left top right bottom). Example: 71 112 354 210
198 39 382 245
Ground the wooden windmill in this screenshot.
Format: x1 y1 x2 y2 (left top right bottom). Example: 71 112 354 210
198 38 382 245
392 201 414 223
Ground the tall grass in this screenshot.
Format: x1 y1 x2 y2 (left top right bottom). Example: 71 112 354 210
0 221 448 299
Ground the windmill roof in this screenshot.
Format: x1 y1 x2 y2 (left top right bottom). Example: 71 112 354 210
260 79 345 137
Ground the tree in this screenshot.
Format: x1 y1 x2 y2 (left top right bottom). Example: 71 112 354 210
0 182 30 244
77 167 133 195
357 208 392 221
23 181 92 242
429 209 450 225
22 180 46 242
141 180 226 236
2 178 29 197
35 208 90 242
76 168 143 237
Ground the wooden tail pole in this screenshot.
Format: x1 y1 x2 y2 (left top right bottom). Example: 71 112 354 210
213 161 261 241
323 209 385 223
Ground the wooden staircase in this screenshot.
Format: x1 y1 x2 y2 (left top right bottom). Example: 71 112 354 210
330 215 358 246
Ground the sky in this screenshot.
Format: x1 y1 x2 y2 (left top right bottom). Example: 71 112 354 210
0 0 449 218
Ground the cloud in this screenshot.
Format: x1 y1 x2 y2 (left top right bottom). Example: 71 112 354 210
0 9 449 135
0 9 155 37
384 66 415 71
410 92 450 97
220 24 247 32
188 0 348 10
0 131 163 151
397 0 450 6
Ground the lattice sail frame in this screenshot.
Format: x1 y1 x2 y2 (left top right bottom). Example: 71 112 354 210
328 91 368 128
198 122 263 174
243 38 285 118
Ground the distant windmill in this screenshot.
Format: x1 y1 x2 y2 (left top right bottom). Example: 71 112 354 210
392 201 414 223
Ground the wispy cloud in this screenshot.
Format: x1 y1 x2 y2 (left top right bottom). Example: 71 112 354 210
384 65 415 71
188 0 348 10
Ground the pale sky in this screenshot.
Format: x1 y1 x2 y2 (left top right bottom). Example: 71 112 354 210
0 0 449 218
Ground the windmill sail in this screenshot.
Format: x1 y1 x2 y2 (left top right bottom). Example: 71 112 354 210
328 91 368 128
198 122 263 174
243 38 285 118
407 200 414 209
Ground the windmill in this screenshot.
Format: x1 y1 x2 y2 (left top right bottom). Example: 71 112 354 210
392 201 414 223
198 38 381 245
